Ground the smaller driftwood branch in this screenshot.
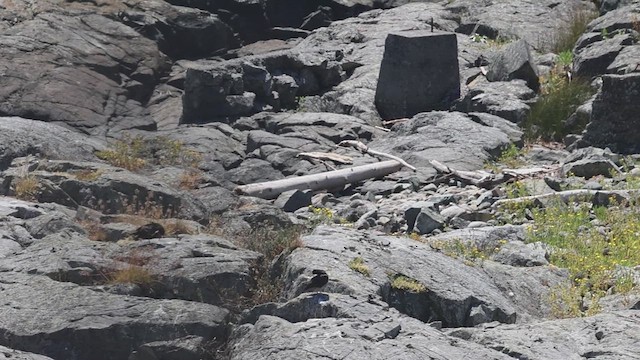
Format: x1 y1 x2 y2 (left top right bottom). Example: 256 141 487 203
234 160 405 199
429 159 508 188
297 152 353 165
338 140 416 171
492 189 638 208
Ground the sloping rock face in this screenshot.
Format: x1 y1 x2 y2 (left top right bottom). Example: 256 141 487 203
447 0 593 50
3 0 640 359
369 112 514 177
0 2 167 136
0 272 230 360
229 294 514 360
283 226 524 327
0 117 104 170
448 310 640 359
0 345 53 360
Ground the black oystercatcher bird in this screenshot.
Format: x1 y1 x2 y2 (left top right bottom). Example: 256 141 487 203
304 269 329 292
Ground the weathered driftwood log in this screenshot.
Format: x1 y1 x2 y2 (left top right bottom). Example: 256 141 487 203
339 140 416 171
492 189 639 208
234 160 405 199
296 152 353 164
430 160 559 189
429 159 509 188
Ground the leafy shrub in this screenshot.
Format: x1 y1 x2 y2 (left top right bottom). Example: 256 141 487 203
524 74 594 141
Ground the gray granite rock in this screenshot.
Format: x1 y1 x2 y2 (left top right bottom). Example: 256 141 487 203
230 293 512 360
283 226 519 327
487 40 539 92
0 346 53 360
0 272 230 360
449 310 640 359
582 74 640 154
0 117 104 170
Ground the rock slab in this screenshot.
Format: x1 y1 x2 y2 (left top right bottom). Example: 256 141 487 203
375 31 460 119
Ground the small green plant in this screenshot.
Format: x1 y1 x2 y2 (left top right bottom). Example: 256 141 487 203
557 50 573 68
485 144 527 172
348 257 371 276
96 135 147 171
308 206 335 226
430 238 505 265
237 224 304 261
505 181 530 199
390 274 427 293
13 175 40 200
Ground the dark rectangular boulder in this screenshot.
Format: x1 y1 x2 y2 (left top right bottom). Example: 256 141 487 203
581 73 640 153
375 31 460 120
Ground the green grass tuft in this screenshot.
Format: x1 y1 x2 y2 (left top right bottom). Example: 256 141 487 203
390 274 427 293
348 257 371 276
524 74 594 141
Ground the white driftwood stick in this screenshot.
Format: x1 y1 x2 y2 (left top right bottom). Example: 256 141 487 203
234 160 404 199
338 140 416 171
492 189 638 208
297 152 353 164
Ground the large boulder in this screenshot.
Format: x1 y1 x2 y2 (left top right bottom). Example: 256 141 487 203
116 1 239 59
181 50 345 122
283 226 519 327
486 40 539 92
369 111 515 178
0 272 230 360
375 31 460 119
581 74 640 153
230 293 513 360
573 3 640 79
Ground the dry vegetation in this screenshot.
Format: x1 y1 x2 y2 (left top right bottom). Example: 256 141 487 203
105 247 156 287
389 274 427 293
13 175 40 201
96 135 202 172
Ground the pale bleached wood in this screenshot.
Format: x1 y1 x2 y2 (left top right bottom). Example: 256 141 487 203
234 160 405 199
338 140 416 171
492 189 639 208
296 152 353 164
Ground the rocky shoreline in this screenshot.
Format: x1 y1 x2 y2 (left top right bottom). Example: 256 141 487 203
1 0 640 359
